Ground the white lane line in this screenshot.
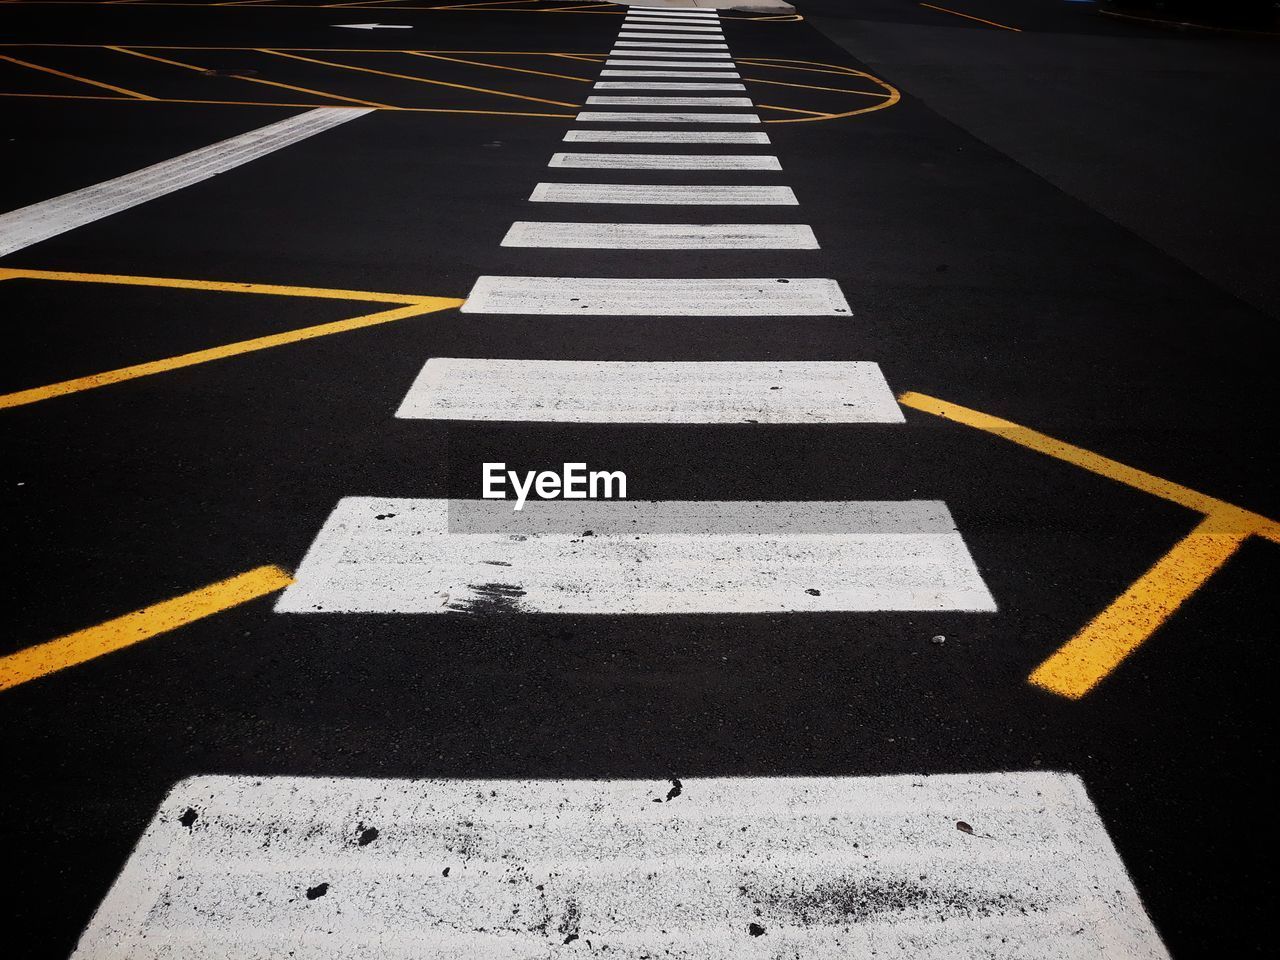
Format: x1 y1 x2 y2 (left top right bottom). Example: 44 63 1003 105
0 107 371 258
548 153 781 170
398 360 889 421
563 130 770 143
585 96 755 107
277 498 994 613
614 41 730 48
599 70 742 78
460 276 850 316
576 112 760 123
71 772 1169 957
593 82 747 90
530 182 795 204
605 58 736 67
500 222 818 250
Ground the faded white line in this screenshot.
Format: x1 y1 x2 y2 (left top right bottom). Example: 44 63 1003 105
530 182 795 204
398 360 890 422
563 130 769 143
585 96 755 107
593 82 747 90
0 107 370 258
575 112 760 123
277 498 994 613
501 222 817 250
72 772 1168 957
460 276 850 316
548 153 780 170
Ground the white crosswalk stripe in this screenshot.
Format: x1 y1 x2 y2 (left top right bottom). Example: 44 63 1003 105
398 360 889 420
71 773 1169 958
460 276 850 316
548 153 781 170
278 498 994 614
614 41 730 49
599 69 742 78
563 130 770 143
585 96 755 107
604 58 735 67
593 82 746 90
529 182 797 204
619 32 725 41
499 222 817 249
575 112 761 123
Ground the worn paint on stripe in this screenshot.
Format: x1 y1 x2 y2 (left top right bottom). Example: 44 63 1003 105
397 359 895 423
548 153 780 170
585 96 755 107
619 32 726 41
576 112 760 123
501 222 815 249
614 41 730 48
593 82 747 90
609 50 733 57
599 70 743 78
277 498 994 614
619 25 724 32
564 129 769 143
530 182 795 204
0 108 370 257
74 772 1166 958
461 276 849 316
0 566 292 692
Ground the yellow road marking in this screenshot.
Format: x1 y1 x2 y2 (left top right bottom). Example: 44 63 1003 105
258 47 580 108
0 267 434 303
744 75 891 98
918 2 1021 32
107 45 394 108
757 103 831 117
898 392 1280 543
899 391 1280 698
0 53 156 99
0 276 461 410
404 50 593 83
1028 513 1248 699
0 566 292 692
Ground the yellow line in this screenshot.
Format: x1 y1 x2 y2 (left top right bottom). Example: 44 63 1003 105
107 45 394 108
431 0 542 8
0 53 156 99
897 392 1280 543
918 2 1021 32
258 48 581 108
552 53 607 63
744 75 891 98
1028 513 1247 699
403 50 593 83
0 566 292 692
0 267 433 303
0 299 461 411
756 103 831 117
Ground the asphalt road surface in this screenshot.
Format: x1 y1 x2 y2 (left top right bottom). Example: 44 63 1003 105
1 1 1276 957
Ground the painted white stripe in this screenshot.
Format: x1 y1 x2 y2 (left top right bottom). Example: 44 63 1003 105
71 772 1169 958
278 498 993 613
563 130 770 143
0 107 370 258
625 16 721 23
460 277 850 316
619 32 725 40
530 182 795 204
628 7 720 14
585 96 754 107
576 112 760 123
599 70 742 78
398 360 889 422
605 58 736 67
593 82 746 90
500 222 818 250
620 23 724 31
614 41 730 48
608 52 734 60
548 153 781 170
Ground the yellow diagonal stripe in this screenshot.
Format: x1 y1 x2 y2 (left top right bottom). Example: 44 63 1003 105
0 565 293 691
1028 513 1247 699
0 298 462 410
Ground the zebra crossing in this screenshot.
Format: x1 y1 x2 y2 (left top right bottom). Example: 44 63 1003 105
276 5 995 615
